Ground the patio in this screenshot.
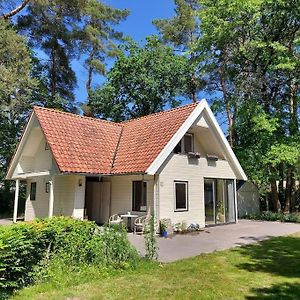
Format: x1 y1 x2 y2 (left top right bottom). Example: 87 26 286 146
128 219 300 262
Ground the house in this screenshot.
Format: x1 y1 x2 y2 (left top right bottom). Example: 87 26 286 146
6 100 247 228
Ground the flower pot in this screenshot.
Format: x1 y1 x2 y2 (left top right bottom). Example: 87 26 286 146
162 230 168 237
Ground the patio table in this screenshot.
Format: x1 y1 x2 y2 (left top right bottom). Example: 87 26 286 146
120 214 139 231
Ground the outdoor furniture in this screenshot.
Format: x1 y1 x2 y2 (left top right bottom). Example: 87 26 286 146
134 215 148 234
120 213 139 231
108 214 123 226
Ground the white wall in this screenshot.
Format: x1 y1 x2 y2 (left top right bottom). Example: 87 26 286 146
24 175 85 221
103 175 154 219
158 134 237 228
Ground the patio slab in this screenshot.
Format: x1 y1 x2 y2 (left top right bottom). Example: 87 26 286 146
0 218 13 226
127 219 300 262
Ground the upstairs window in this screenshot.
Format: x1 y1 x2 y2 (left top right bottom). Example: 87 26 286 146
174 133 194 154
132 181 147 212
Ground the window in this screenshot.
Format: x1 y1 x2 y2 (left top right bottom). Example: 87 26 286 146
174 133 194 154
30 182 37 201
132 181 147 211
174 181 188 211
184 134 193 153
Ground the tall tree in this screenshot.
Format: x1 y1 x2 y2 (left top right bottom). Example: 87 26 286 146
0 19 36 212
193 0 300 211
88 37 194 121
78 0 129 93
153 0 202 103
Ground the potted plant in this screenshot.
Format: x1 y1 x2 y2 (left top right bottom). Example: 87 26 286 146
160 219 169 237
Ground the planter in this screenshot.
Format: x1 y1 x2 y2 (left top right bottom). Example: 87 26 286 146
161 230 168 237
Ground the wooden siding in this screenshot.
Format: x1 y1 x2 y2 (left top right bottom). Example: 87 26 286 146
24 175 85 221
158 135 237 227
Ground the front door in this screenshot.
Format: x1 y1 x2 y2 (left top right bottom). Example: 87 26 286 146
204 178 236 225
85 181 111 224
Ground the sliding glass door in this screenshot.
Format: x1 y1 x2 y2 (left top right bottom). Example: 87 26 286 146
204 178 236 225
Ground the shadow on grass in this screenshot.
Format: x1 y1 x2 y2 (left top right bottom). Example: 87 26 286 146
236 236 300 278
246 283 300 300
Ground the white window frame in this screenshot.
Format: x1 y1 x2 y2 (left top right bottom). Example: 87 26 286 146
132 181 147 212
174 181 188 211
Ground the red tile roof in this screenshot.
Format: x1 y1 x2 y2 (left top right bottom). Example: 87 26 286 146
33 102 199 175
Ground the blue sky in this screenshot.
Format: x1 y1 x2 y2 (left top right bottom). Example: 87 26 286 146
74 0 175 103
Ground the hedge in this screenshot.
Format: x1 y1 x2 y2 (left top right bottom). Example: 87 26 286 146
0 217 138 295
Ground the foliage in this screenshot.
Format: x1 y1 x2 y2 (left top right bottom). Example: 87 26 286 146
244 211 300 223
12 233 300 300
0 217 138 296
0 19 36 213
159 219 168 233
185 0 300 211
144 215 158 261
78 0 129 93
88 37 194 121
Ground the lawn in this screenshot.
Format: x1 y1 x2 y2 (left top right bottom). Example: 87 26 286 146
13 233 300 300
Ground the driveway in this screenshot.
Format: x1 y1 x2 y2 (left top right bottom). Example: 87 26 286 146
128 219 300 262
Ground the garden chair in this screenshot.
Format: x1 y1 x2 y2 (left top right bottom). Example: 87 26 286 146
134 215 148 234
108 214 122 226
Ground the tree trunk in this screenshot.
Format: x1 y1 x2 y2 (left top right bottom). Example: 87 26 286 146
270 165 280 212
50 48 57 98
86 48 96 94
284 166 293 213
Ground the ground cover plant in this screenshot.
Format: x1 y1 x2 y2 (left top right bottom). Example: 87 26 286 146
0 217 138 299
11 232 300 300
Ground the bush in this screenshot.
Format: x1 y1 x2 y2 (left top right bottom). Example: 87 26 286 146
243 211 300 223
0 217 138 295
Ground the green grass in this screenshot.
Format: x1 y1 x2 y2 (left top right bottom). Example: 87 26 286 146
12 233 300 300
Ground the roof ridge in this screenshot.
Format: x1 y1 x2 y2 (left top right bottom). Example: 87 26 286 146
33 106 123 128
122 101 200 124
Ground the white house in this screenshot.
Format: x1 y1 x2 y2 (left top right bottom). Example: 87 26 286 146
6 100 247 227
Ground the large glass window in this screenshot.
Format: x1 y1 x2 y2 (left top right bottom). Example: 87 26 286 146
175 181 188 211
132 181 147 212
30 182 37 201
204 179 235 225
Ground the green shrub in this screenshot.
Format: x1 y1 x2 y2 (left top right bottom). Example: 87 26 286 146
243 211 300 223
0 217 138 296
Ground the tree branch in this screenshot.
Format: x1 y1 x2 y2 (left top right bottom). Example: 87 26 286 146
1 0 31 19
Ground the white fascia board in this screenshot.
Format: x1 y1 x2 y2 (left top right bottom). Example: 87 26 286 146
12 171 51 180
146 100 206 175
5 112 36 180
203 102 247 180
146 99 247 181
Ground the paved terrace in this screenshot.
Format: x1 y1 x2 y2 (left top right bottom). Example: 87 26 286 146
128 220 300 262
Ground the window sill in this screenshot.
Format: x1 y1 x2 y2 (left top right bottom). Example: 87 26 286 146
174 209 188 212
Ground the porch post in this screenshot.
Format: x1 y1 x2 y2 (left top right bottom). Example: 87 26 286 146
13 179 20 223
48 176 54 218
234 179 238 223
